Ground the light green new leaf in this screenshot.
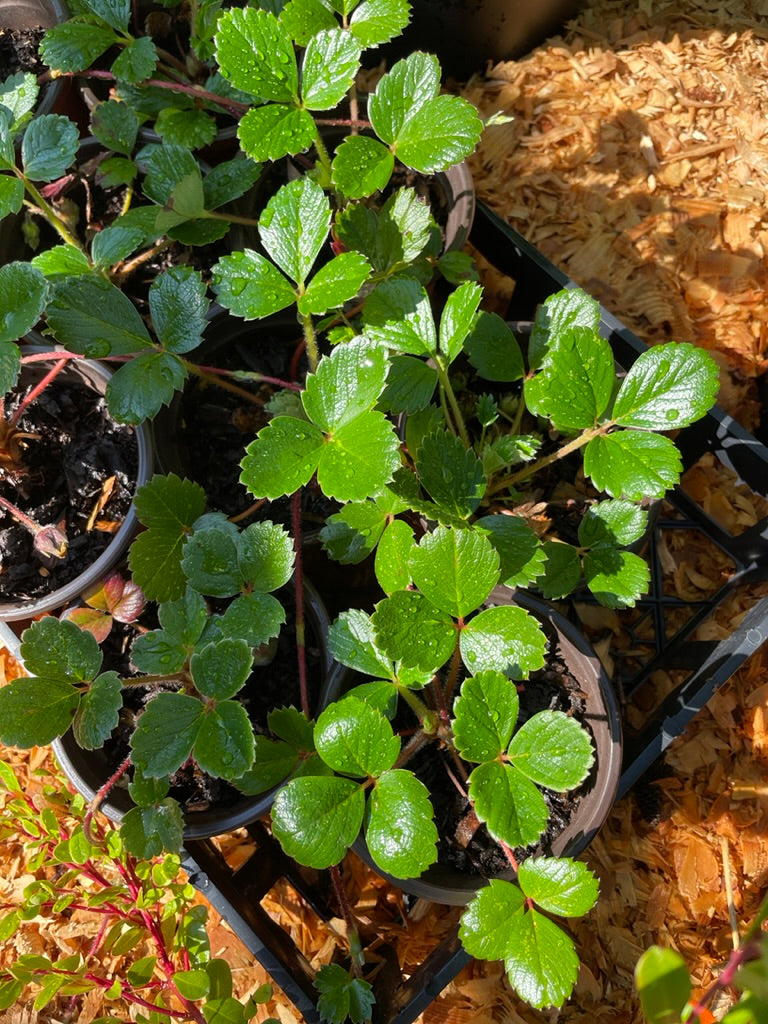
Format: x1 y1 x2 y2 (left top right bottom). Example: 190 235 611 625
280 0 337 45
271 775 365 868
524 326 615 430
0 679 80 748
259 177 331 285
518 857 599 917
328 609 393 678
237 520 295 592
149 267 208 355
439 281 482 363
0 262 47 344
375 518 414 593
460 604 547 679
612 342 720 430
416 431 487 520
468 760 549 847
362 275 436 354
240 416 326 498
215 8 298 101
21 114 78 182
303 337 389 431
578 499 648 548
503 909 581 1008
331 134 394 198
237 104 316 162
317 412 400 501
529 287 600 369
191 639 253 700
30 244 91 278
583 430 682 500
409 526 499 618
301 28 361 109
0 72 38 128
394 93 483 173
584 547 650 609
194 701 255 780
349 0 410 46
315 697 399 777
635 947 692 1024
130 693 204 777
298 251 372 316
367 769 437 877
212 249 296 320
46 276 153 356
464 312 525 382
474 515 546 589
459 879 524 960
105 352 186 425
72 671 123 750
372 590 456 674
452 670 519 764
508 711 594 791
368 52 439 144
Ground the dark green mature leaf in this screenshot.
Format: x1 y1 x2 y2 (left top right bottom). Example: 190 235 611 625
182 525 241 597
536 541 581 600
409 526 499 618
141 144 199 205
583 430 682 500
474 515 546 588
578 499 648 548
155 108 216 149
375 518 414 593
0 340 20 394
271 775 365 867
584 547 650 608
218 592 286 647
280 0 336 44
416 431 487 520
301 28 361 109
241 416 325 498
236 736 303 795
120 801 184 858
464 312 524 382
106 352 186 424
503 909 581 1008
349 0 410 46
112 36 158 84
260 177 331 285
529 287 600 369
0 679 80 747
315 965 375 1024
635 947 692 1024
372 590 456 673
203 156 263 210
315 697 399 777
130 692 204 777
72 672 123 750
460 604 546 679
328 609 393 678
332 135 394 198
367 769 437 876
302 337 389 431
469 761 549 847
525 326 615 430
20 616 102 680
215 7 298 100
90 98 139 155
508 711 594 791
518 857 599 916
46 276 152 357
39 22 116 73
459 879 525 960
321 501 388 564
612 342 720 430
130 628 187 675
0 262 47 344
21 115 78 182
211 249 295 319
194 701 255 779
191 639 253 700
80 0 129 31
316 411 400 501
362 276 436 354
149 268 208 354
298 251 371 316
0 175 24 220
237 103 316 162
157 587 208 646
380 355 437 414
452 671 519 763
238 520 295 592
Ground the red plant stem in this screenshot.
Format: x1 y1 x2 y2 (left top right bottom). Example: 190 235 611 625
0 494 44 537
289 338 306 383
10 357 70 428
292 490 310 718
75 69 249 117
84 754 132 841
194 361 303 393
498 839 520 873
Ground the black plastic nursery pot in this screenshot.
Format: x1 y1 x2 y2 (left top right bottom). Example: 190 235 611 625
0 343 153 621
0 0 68 116
352 586 622 907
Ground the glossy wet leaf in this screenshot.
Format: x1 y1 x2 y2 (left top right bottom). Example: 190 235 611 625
529 287 600 369
303 338 389 431
518 857 599 916
90 98 139 154
236 736 303 796
584 430 682 500
260 177 330 286
106 351 186 424
0 175 24 219
280 0 337 44
0 678 80 747
612 342 720 430
371 590 456 673
584 547 650 609
635 947 692 1024
72 671 123 750
328 609 393 678
503 908 581 1008
410 526 499 618
46 275 152 356
375 518 415 593
155 107 216 149
469 760 549 847
237 520 295 592
112 36 158 84
21 114 78 181
80 0 129 31
416 431 486 520
349 0 410 45
195 700 255 780
219 592 286 647
439 281 482 363
362 275 436 354
536 541 581 601
191 639 253 700
332 134 394 198
459 879 525 960
120 800 184 858
578 499 648 548
368 52 439 143
142 144 199 205
240 417 326 498
315 697 399 777
149 267 208 354
212 249 295 319
452 670 519 763
0 262 47 345
215 8 298 101
474 515 546 588
367 769 437 876
30 244 91 279
316 411 400 501
509 711 594 791
395 93 482 172
0 72 38 128
271 775 365 868
203 156 263 210
321 501 388 564
460 604 547 679
130 693 204 777
301 28 361 109
182 525 241 597
130 629 188 676
238 103 316 162
298 251 372 316
524 326 615 430
20 616 102 680
39 22 116 73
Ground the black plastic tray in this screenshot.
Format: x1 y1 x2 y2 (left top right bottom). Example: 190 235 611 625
182 202 768 1023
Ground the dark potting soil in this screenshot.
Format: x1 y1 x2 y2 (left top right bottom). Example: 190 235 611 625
0 369 139 602
0 26 46 78
106 586 326 814
401 626 593 878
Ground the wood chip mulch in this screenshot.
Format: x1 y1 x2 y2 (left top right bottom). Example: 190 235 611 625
3 0 768 1019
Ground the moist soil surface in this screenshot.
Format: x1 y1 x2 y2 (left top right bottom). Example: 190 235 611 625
0 26 46 77
0 365 139 603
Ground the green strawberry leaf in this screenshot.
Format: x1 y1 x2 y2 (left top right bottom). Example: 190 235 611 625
303 337 389 431
349 0 410 46
316 410 400 501
202 156 263 210
578 499 648 548
215 8 298 101
464 312 525 382
194 700 255 780
375 518 414 593
46 275 153 357
379 354 438 414
452 670 519 763
368 52 439 143
524 326 615 430
301 28 361 109
332 134 394 198
182 524 241 597
504 910 581 1008
259 177 330 286
30 244 91 279
0 72 38 128
394 93 482 173
0 340 20 395
211 249 295 319
131 692 204 777
72 671 123 750
583 430 682 500
142 144 199 205
460 603 547 679
584 547 650 609
0 175 24 219
0 262 47 344
237 520 295 592
20 616 102 680
315 697 399 777
130 628 188 676
416 431 487 520
297 251 372 316
328 609 394 679
155 107 216 149
508 710 594 791
280 0 337 44
120 800 185 858
529 287 600 369
321 501 388 564
459 879 525 960
517 857 599 916
218 592 286 647
191 639 253 700
0 678 80 747
112 36 158 84
409 526 499 619
157 587 208 645
612 342 720 430
90 98 139 154
315 965 375 1024
371 590 456 674
236 736 304 796
366 768 437 876
240 416 326 498
39 22 116 74
21 114 78 182
271 775 365 868
237 104 316 162
474 515 546 588
80 0 129 31
469 760 549 847
362 275 436 354
439 281 482 364
536 542 582 600
635 947 692 1024
90 225 145 267
105 351 186 424
149 267 208 354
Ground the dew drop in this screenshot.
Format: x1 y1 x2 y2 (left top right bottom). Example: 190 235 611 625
666 408 679 422
228 278 248 297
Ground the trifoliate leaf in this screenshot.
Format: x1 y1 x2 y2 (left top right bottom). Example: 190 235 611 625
194 700 255 780
215 7 298 101
301 28 361 109
612 342 720 430
327 609 393 679
314 697 399 777
517 857 599 916
0 262 47 344
367 768 437 877
583 430 682 500
474 515 546 588
72 671 123 750
460 603 547 679
271 775 365 868
524 326 615 430
469 761 549 847
371 590 456 674
315 965 375 1024
416 431 486 520
409 526 499 618
508 711 594 791
584 547 650 608
211 249 295 320
21 114 78 182
529 287 600 369
452 670 519 763
362 275 436 354
375 518 414 593
259 176 330 286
